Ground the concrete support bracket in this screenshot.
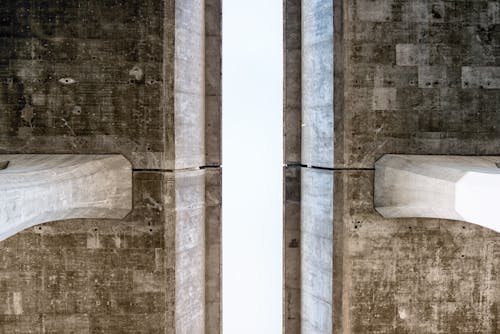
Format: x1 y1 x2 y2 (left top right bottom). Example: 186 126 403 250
0 154 132 241
375 154 500 233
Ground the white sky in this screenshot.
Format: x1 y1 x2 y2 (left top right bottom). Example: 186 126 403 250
222 1 283 333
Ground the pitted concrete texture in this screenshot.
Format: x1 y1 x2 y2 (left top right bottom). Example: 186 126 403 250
339 170 500 333
284 0 500 333
284 0 302 165
0 1 222 333
0 171 167 333
341 0 500 169
284 166 301 334
0 168 221 334
0 154 132 241
339 3 500 331
0 0 221 170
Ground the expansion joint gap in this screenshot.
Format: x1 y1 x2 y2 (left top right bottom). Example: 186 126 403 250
284 163 374 171
133 165 222 173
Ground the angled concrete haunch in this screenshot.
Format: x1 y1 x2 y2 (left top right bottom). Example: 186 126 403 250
0 155 132 241
375 155 500 233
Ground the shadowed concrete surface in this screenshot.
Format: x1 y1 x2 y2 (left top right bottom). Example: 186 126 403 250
375 155 500 233
0 154 132 241
0 1 221 333
284 0 500 333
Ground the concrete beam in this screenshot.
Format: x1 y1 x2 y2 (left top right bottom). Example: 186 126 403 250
375 155 500 233
0 155 132 241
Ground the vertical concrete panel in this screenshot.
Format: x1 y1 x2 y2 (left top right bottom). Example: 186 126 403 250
301 0 334 168
283 2 303 330
174 170 206 334
333 0 345 167
174 0 206 169
284 0 302 164
284 166 301 334
301 168 333 334
205 168 222 334
205 0 222 166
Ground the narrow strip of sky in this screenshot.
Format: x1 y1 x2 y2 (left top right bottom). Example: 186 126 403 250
222 1 283 333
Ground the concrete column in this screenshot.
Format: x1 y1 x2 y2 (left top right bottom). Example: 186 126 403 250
375 155 500 233
0 154 132 241
301 0 334 168
284 0 336 333
301 168 333 334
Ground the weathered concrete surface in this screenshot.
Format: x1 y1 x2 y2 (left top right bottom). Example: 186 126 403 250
341 0 500 169
283 0 336 332
205 0 222 168
172 0 205 169
0 168 221 334
0 0 221 333
283 1 303 332
375 155 500 233
339 170 500 333
301 168 333 333
338 2 500 331
166 170 206 334
284 166 301 334
0 154 132 241
284 0 302 165
0 0 221 170
0 171 167 333
284 0 500 333
204 167 222 334
301 0 334 168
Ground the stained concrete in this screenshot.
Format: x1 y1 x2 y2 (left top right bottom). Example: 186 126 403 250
0 1 221 333
284 0 500 333
0 0 221 171
284 166 301 334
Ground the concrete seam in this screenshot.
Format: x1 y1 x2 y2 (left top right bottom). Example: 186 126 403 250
284 164 374 171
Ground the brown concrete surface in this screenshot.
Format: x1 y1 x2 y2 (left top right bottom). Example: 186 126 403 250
0 1 221 333
284 0 500 333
